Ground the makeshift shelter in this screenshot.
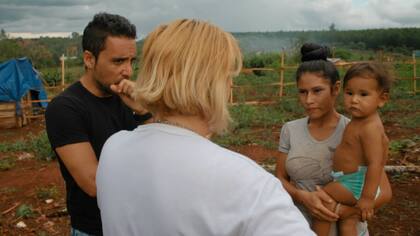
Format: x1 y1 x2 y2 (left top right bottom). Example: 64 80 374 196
0 58 48 128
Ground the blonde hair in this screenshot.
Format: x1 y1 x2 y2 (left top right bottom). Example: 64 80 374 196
133 19 242 134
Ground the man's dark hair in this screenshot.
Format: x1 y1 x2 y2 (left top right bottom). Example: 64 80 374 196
82 12 136 59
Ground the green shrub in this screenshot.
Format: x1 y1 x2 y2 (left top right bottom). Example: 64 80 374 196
16 204 35 218
0 157 16 171
0 131 54 161
36 186 59 200
28 132 54 161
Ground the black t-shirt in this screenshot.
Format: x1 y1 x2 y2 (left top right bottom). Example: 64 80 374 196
45 81 149 235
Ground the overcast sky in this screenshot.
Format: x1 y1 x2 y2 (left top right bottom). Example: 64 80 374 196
1 0 420 38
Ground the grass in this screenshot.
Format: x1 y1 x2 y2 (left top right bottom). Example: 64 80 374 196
212 129 251 147
36 186 59 200
389 135 420 154
29 132 55 161
39 66 84 86
213 128 278 149
0 187 18 194
0 131 54 161
213 101 300 148
0 157 16 171
0 141 28 153
213 63 419 149
15 204 35 218
213 95 419 149
390 172 415 182
3 51 419 160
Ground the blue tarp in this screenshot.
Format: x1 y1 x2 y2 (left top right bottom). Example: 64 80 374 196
0 58 48 113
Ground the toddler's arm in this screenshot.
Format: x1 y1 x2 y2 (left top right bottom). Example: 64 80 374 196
357 123 386 221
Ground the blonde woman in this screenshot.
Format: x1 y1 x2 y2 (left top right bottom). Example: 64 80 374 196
96 19 314 236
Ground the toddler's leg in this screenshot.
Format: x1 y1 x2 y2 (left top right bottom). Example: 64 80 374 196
339 216 359 236
335 203 360 219
312 200 337 236
313 182 358 236
312 218 333 236
323 182 357 206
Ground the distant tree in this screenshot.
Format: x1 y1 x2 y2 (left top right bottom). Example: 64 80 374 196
71 32 80 39
26 42 54 67
0 28 7 39
329 23 336 32
0 39 24 62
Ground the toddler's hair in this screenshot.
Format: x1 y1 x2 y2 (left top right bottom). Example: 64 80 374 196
344 62 393 93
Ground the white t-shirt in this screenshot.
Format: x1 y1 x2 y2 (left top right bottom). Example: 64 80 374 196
97 123 314 236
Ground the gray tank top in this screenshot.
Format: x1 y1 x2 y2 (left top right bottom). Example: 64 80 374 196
279 115 349 191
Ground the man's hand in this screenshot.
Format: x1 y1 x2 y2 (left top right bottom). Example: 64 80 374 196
110 79 148 115
357 197 375 221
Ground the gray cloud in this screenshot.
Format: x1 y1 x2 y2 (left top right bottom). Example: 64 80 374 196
370 0 420 27
1 0 420 37
0 0 100 7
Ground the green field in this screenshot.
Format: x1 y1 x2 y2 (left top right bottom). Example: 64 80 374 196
29 50 420 152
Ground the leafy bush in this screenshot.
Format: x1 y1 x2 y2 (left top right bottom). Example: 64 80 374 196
42 71 61 86
333 48 353 60
389 138 417 154
16 204 35 218
0 131 54 161
243 53 280 76
0 157 16 171
36 186 59 200
28 132 55 161
0 140 27 153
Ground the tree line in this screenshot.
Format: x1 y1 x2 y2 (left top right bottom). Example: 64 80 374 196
1 27 419 68
0 32 82 67
234 27 420 54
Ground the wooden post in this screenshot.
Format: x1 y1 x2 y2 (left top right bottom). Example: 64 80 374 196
25 93 31 124
378 49 383 62
230 85 233 104
60 54 65 91
413 52 417 95
279 51 285 97
14 102 21 128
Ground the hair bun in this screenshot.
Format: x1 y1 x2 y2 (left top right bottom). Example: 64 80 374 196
301 43 329 62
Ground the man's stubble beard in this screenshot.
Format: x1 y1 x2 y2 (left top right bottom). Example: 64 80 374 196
92 71 114 96
96 80 113 95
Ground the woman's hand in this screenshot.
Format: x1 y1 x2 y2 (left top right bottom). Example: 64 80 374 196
296 186 339 222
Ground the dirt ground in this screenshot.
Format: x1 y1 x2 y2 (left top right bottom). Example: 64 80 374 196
0 118 419 235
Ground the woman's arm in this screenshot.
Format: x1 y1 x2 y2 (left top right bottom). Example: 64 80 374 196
275 152 339 222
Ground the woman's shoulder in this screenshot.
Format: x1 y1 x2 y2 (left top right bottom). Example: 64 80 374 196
102 130 133 152
284 117 308 128
210 144 278 181
339 114 350 124
281 117 308 134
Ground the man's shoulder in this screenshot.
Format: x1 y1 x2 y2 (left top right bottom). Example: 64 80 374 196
46 82 89 118
49 82 86 105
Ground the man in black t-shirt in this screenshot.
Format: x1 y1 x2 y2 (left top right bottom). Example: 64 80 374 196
45 13 150 235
